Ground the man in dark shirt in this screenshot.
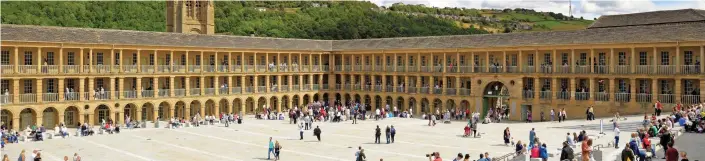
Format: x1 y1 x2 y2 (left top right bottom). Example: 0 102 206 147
621 143 635 161
665 142 678 161
560 141 574 161
385 126 391 144
375 125 381 144
313 126 321 141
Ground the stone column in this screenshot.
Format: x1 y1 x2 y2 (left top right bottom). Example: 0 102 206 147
13 47 18 73
609 48 616 73
37 48 42 73
35 79 43 103
185 77 190 96
58 48 63 73
253 76 258 93
429 76 434 94
534 77 540 102
169 76 175 97
630 48 636 73
589 78 595 101
136 77 142 98
109 77 115 99
87 78 94 100
200 76 205 94
551 78 557 99
154 77 160 97
118 78 124 99
675 79 681 103
214 76 219 95
79 48 84 73
652 79 658 102
136 49 141 73
700 79 705 103
609 78 616 103
79 77 85 101
569 78 576 104
518 51 524 73
228 76 234 94
675 46 680 74
58 78 65 101
630 78 637 103
590 49 595 73
653 47 658 74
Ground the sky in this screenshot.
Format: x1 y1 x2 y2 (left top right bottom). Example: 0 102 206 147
368 0 705 19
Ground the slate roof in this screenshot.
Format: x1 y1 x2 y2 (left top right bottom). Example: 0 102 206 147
1 24 332 51
588 9 705 29
2 9 705 51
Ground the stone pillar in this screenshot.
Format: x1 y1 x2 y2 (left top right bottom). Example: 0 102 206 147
609 78 616 103
58 48 63 73
185 104 191 121
675 46 680 74
58 78 65 101
551 78 557 99
653 47 658 74
154 77 160 97
185 77 190 96
87 78 94 100
13 47 18 73
652 79 659 102
589 78 595 101
136 49 141 73
265 75 270 93
200 105 205 118
109 77 116 99
569 78 576 104
136 77 142 98
534 77 540 101
571 49 576 73
214 103 220 116
214 76 219 95
442 76 447 95
200 76 205 94
118 78 124 99
253 76 258 93
630 78 637 103
37 48 43 73
79 78 85 101
609 48 615 73
675 79 681 103
429 76 434 94
700 79 705 103
630 48 636 73
169 76 175 97
228 76 234 94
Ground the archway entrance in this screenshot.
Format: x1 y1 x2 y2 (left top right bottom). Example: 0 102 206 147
482 81 509 118
95 105 111 125
42 107 58 127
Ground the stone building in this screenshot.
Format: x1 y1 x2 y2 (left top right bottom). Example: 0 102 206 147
1 2 704 130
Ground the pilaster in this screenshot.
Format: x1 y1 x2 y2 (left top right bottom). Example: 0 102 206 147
136 77 142 98
630 78 637 103
35 79 43 103
58 78 65 101
79 78 85 101
609 78 615 103
109 77 115 99
169 76 175 97
675 79 681 103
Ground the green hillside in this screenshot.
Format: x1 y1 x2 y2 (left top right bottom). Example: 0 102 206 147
1 1 593 40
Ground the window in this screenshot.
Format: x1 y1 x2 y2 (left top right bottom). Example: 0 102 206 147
96 53 103 65
639 52 647 65
67 79 75 90
1 50 9 65
292 56 298 64
195 55 201 65
180 78 185 88
561 53 568 64
96 79 104 89
260 56 265 65
23 80 33 93
459 56 465 65
684 51 693 65
186 1 193 16
195 77 200 88
149 54 155 65
355 57 360 65
398 56 403 66
46 52 55 65
639 80 648 93
660 52 669 65
660 80 671 94
433 56 439 65
684 80 694 93
68 52 75 65
376 56 381 66
542 79 550 91
47 79 55 93
598 52 606 65
527 54 534 66
618 80 627 92
421 56 426 66
114 52 120 65
409 56 414 66
166 54 172 65
618 52 626 65
598 80 605 92
210 55 216 65
474 55 480 65
580 53 587 65
543 53 551 64
181 55 186 65
365 56 370 65
386 56 391 66
236 56 242 65
132 53 137 65
489 55 495 64
1 80 8 91
24 51 33 65
114 80 119 93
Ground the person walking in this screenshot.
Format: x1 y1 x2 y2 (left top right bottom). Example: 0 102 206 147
375 125 381 144
560 141 574 161
356 149 367 161
355 146 362 160
299 123 304 140
529 128 536 146
390 125 396 143
17 150 26 161
471 119 478 137
614 125 621 149
267 137 275 160
665 142 678 161
274 141 282 161
313 126 321 141
621 143 635 161
385 126 391 144
504 127 511 146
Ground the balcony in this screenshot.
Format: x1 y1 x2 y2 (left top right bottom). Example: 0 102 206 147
420 87 429 94
277 65 287 72
507 66 518 73
123 91 137 99
244 87 253 93
556 91 570 100
1 65 13 74
446 66 457 73
523 66 535 73
420 66 431 72
335 66 342 71
280 85 288 92
322 65 329 72
123 65 138 73
63 65 80 74
218 65 229 72
474 66 486 73
364 85 371 91
615 65 631 74
396 86 404 93
0 94 12 104
303 84 311 91
257 86 266 92
343 84 350 90
232 65 242 72
142 90 155 98
447 88 456 95
386 85 394 92
334 84 341 90
575 92 590 100
459 89 470 96
157 65 171 73
312 65 321 72
82 65 91 73
656 65 675 75
205 88 216 95
19 65 37 74
256 65 266 72
43 93 59 102
615 93 630 102
232 87 242 93
202 65 214 72
374 85 382 92
93 65 111 74
595 65 608 74
244 65 254 72
459 66 471 73
344 65 352 71
41 65 59 74
575 65 589 74
158 90 169 97
353 65 362 71
20 93 37 103
173 65 185 73
555 65 570 74
374 66 383 72
680 65 700 74
83 92 90 100
313 84 320 90
190 88 201 96
385 66 395 72
594 92 609 101
490 66 504 73
141 65 155 73
188 65 201 73
322 84 329 90
636 65 651 74
174 88 186 97
407 87 416 93
433 88 442 94
301 65 310 72
539 91 552 100
681 95 701 104
658 94 674 104
636 93 652 102
353 84 361 91
407 66 417 72
522 91 534 99
292 85 300 91
290 65 300 72
396 66 405 72
65 92 79 101
218 88 228 95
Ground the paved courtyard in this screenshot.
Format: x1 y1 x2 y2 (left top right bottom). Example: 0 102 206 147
2 115 647 161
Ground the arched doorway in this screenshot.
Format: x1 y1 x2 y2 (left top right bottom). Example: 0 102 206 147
446 100 456 113
64 106 80 127
257 97 267 113
175 101 186 119
433 99 443 113
42 107 59 127
322 93 329 103
124 103 137 122
364 95 371 111
205 99 216 116
94 105 110 125
385 96 393 109
281 96 289 110
233 98 242 115
270 96 278 111
313 94 319 102
374 96 382 110
303 95 310 105
158 102 171 121
19 108 36 129
344 94 351 103
142 102 155 121
396 97 405 111
292 95 299 108
219 99 230 115
355 94 361 103
460 100 470 113
421 98 429 114
408 97 416 114
1 110 13 130
335 93 341 102
190 100 201 118
482 81 510 118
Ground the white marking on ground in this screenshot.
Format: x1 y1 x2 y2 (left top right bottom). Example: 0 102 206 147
128 134 241 161
77 138 158 161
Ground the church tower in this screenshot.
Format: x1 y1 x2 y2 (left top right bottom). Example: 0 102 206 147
166 0 215 35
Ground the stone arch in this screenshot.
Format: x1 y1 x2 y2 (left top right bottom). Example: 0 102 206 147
233 98 243 115
94 104 111 125
421 98 430 113
281 96 289 110
257 97 267 113
205 99 216 116
335 93 341 101
460 100 471 112
375 95 382 110
190 100 202 118
158 101 171 121
446 99 456 112
385 96 393 108
408 97 417 114
292 95 299 108
19 108 37 129
484 81 510 96
354 94 361 103
303 94 310 105
270 96 279 111
396 96 405 111
124 103 138 122
42 107 59 127
142 102 155 122
1 109 13 130
175 101 187 119
364 95 372 111
219 99 230 115
64 106 80 127
433 99 443 113
322 93 329 103
344 94 351 103
313 93 319 102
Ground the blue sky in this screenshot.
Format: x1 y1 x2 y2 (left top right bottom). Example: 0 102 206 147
368 0 705 19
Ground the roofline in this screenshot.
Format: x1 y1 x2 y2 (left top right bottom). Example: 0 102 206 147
587 8 705 29
587 20 705 29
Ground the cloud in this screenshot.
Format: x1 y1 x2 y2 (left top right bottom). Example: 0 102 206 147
368 0 705 19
